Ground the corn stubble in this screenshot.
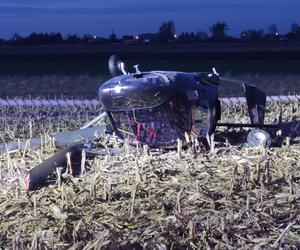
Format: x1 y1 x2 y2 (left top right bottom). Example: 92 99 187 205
0 101 299 249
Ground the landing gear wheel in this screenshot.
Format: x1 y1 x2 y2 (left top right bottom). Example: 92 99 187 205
247 129 272 148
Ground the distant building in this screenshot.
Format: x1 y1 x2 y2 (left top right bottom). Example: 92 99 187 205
93 36 108 44
139 33 157 43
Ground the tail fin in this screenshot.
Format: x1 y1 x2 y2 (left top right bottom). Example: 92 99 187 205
194 69 267 125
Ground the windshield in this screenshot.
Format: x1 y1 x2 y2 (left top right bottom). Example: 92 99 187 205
108 95 191 147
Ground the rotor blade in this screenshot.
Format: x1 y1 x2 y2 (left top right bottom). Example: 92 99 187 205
217 123 279 128
80 112 107 129
28 143 83 191
217 76 245 86
0 125 106 154
194 72 246 86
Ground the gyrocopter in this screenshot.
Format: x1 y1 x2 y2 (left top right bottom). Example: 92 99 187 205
100 55 274 148
1 55 287 190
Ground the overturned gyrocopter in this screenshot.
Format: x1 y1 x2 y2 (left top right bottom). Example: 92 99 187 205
2 55 291 190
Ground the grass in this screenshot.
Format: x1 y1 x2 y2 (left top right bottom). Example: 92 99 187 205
0 100 299 249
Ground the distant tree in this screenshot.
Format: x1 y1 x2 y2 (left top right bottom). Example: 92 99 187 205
21 32 63 45
240 29 265 42
27 32 41 45
82 34 93 45
178 31 205 43
267 24 279 41
268 24 278 35
23 32 35 45
65 34 81 45
109 32 117 43
179 32 193 43
158 21 175 43
47 32 63 45
286 23 300 40
10 33 23 45
196 31 208 42
11 33 22 40
209 22 228 41
291 23 300 34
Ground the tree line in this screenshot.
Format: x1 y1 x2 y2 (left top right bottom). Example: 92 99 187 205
1 21 300 46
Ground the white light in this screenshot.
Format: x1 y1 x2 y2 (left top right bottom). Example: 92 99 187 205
135 36 139 40
114 85 123 94
93 35 97 39
275 32 279 36
174 34 177 38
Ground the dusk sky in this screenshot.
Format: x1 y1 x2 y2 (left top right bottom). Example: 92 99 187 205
0 0 299 39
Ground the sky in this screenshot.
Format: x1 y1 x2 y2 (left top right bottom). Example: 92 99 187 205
0 0 299 39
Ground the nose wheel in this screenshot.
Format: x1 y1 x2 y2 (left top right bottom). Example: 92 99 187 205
247 129 272 148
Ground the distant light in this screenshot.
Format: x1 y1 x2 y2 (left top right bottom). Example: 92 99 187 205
135 35 139 40
242 33 246 37
93 35 97 39
275 32 279 36
174 34 177 38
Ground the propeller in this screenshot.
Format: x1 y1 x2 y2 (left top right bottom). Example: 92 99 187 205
108 55 128 77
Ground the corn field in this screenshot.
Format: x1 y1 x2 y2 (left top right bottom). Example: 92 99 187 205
0 97 299 249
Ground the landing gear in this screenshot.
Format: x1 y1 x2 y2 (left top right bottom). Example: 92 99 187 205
247 129 272 148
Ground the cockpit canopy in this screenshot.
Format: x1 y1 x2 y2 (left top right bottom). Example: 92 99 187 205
99 71 218 147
